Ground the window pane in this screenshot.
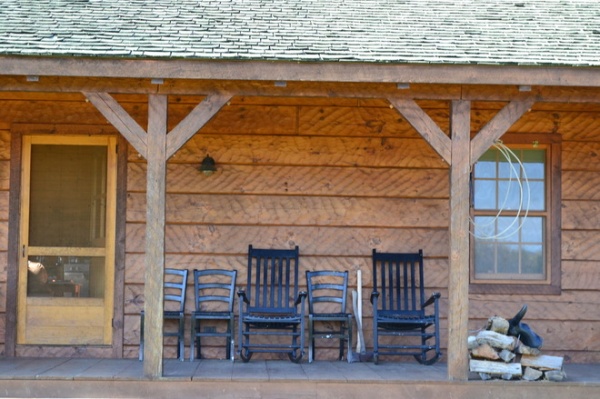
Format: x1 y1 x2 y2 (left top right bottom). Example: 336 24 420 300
473 216 496 238
27 255 104 298
29 145 108 248
526 181 545 210
522 149 545 179
521 217 543 242
474 154 497 178
498 180 522 211
497 244 519 274
474 240 496 275
497 216 521 241
521 245 544 275
474 180 497 209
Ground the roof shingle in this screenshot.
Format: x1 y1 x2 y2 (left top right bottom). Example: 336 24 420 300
1 0 599 66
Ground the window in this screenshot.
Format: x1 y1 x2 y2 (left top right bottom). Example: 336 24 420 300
470 134 561 294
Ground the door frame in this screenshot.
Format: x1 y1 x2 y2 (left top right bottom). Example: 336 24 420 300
5 128 127 355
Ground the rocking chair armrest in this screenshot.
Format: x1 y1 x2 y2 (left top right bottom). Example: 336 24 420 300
423 292 441 308
237 289 250 305
295 290 307 306
370 291 380 304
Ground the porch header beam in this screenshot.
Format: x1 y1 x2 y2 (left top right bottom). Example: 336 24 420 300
2 57 600 87
3 76 600 104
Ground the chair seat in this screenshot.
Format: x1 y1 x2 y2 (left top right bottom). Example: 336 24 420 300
243 313 302 324
311 312 352 320
163 310 184 318
192 311 232 319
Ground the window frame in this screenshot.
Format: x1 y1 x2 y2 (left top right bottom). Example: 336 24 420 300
469 133 561 295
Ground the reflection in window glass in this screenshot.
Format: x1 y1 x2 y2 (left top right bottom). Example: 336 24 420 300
27 256 104 298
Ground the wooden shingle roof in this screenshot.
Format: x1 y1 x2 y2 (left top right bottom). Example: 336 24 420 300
1 0 599 67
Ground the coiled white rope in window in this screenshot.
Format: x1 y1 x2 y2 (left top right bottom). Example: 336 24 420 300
470 141 530 240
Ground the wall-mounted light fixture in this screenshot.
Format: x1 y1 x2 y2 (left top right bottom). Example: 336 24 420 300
199 155 217 176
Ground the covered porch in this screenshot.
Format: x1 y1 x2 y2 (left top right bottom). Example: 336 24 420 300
0 358 599 399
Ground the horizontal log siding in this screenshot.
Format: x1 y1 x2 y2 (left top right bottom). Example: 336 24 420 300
1 94 600 362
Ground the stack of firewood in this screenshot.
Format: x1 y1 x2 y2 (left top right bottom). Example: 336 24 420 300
468 316 566 381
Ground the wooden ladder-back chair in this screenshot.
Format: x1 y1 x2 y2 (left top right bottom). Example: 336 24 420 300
190 269 237 361
371 249 441 365
237 246 307 363
139 268 189 361
306 270 353 363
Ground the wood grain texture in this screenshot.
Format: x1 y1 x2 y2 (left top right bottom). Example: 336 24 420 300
143 94 167 378
157 135 448 169
129 163 450 198
125 223 450 257
447 100 471 381
126 193 449 228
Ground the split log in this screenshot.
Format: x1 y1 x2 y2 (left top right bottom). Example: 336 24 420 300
467 335 479 350
471 343 500 360
514 341 541 356
469 359 522 378
520 354 564 371
486 316 509 335
498 349 516 363
522 367 543 381
545 370 567 382
475 330 516 351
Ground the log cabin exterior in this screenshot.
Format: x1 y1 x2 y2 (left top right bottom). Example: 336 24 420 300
0 0 599 383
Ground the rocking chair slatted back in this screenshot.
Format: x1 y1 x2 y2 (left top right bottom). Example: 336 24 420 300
373 250 424 315
248 246 299 313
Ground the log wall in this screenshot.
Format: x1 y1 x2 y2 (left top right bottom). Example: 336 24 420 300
0 92 599 362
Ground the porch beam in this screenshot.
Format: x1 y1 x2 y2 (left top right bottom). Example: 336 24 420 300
4 76 600 103
143 94 168 379
388 97 452 165
83 92 148 158
166 92 232 159
2 57 600 87
470 96 537 164
447 100 471 381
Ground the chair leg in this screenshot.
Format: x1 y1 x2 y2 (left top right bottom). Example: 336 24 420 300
178 316 185 361
138 312 144 361
346 317 353 363
190 317 197 361
226 317 233 361
308 317 314 363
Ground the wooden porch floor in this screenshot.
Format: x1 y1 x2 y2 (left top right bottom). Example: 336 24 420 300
0 358 598 398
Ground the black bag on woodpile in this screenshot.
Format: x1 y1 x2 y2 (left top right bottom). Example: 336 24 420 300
507 305 543 349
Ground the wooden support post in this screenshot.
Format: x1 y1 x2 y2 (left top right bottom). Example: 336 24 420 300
143 94 168 379
448 100 471 381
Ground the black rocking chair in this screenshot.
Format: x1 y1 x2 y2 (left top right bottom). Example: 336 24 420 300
139 268 189 361
190 269 237 361
237 245 307 363
306 270 353 363
371 249 441 365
